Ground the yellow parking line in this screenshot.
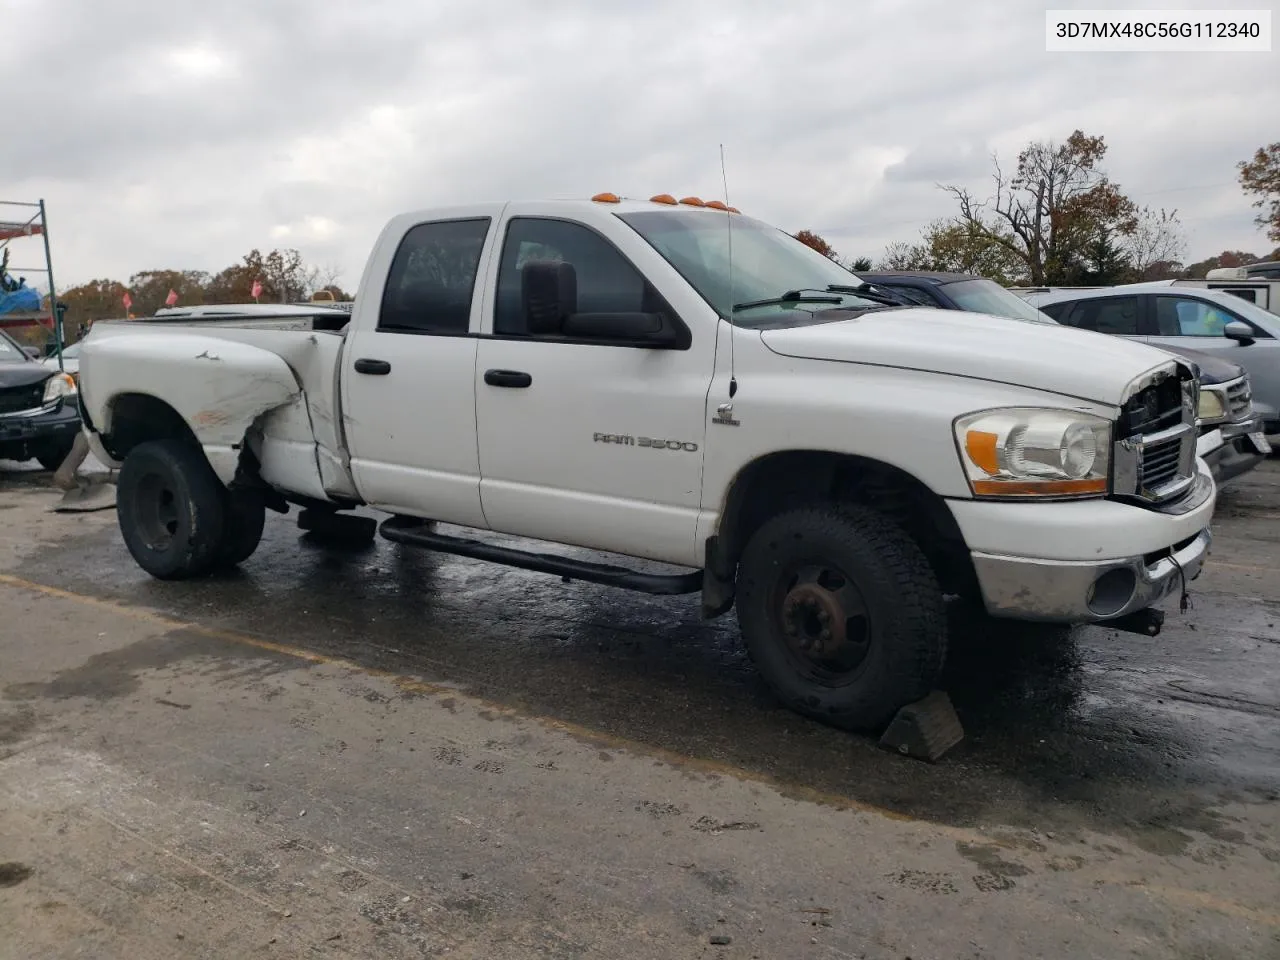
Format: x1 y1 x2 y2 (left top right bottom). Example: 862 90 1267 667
2 572 1278 929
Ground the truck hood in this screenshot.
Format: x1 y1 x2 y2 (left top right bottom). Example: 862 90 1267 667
758 308 1173 405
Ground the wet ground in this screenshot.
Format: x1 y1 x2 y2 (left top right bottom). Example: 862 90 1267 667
2 457 1279 958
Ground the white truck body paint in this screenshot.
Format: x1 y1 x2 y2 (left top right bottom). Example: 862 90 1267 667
77 198 1215 623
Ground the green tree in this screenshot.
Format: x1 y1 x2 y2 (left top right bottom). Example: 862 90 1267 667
54 278 130 341
850 257 873 272
1239 142 1280 243
205 248 309 303
1071 228 1132 285
940 130 1139 285
126 269 211 316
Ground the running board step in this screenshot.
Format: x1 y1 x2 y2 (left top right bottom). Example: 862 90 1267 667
379 517 704 596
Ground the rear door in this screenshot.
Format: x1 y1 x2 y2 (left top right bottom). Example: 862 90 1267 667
472 210 716 567
342 210 503 527
1057 294 1146 344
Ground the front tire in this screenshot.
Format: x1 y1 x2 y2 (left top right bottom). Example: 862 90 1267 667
116 440 226 580
735 504 947 731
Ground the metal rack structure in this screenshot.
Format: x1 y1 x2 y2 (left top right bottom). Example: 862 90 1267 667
0 198 65 370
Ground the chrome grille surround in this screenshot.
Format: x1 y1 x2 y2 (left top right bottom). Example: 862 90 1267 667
1113 361 1199 505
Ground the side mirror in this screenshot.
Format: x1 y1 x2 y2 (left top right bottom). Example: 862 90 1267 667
1224 320 1255 345
562 311 684 347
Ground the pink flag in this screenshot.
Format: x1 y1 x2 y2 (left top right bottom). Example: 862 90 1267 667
165 288 179 307
122 291 132 310
250 279 263 300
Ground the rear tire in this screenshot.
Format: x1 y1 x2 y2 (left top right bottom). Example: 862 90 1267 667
116 440 226 580
214 489 266 568
735 504 947 731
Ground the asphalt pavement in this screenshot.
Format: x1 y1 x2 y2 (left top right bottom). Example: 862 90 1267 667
2 457 1278 959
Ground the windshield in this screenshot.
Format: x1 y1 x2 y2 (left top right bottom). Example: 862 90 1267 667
944 278 1055 324
0 330 29 363
1212 291 1280 330
618 210 886 325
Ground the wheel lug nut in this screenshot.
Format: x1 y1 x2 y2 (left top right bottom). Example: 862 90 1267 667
820 629 831 641
818 611 830 624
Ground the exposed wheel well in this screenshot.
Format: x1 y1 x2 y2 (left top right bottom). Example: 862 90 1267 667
100 393 198 462
703 451 977 617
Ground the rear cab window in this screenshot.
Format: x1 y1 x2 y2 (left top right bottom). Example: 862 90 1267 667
378 218 491 335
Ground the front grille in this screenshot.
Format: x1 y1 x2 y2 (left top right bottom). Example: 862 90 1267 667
1113 367 1197 505
0 382 45 415
1226 377 1252 419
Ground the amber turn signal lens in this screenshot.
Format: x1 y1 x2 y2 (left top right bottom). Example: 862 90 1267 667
591 192 621 203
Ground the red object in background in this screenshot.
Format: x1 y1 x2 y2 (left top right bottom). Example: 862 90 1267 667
250 279 263 300
122 291 132 310
165 288 178 306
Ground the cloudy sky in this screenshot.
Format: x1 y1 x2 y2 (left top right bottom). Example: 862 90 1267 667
4 0 1277 293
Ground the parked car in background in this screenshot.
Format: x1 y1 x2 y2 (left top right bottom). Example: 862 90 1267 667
0 326 80 469
1018 282 1280 443
861 272 1267 485
858 271 1054 325
42 339 80 378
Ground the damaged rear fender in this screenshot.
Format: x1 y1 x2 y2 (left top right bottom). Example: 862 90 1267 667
85 334 301 485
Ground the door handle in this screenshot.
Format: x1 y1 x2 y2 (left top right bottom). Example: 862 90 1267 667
484 369 532 388
354 358 391 375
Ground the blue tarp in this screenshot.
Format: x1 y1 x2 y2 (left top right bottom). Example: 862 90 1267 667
0 285 41 316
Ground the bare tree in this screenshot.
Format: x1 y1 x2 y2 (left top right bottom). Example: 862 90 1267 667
940 130 1136 285
1123 207 1186 278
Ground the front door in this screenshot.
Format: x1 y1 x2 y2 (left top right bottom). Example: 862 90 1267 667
473 213 715 567
342 213 499 528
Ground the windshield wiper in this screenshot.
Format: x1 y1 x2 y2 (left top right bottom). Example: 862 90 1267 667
823 283 907 307
733 291 843 312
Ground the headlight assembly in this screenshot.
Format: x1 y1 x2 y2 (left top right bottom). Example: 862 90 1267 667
955 408 1111 498
1196 389 1225 423
42 372 77 403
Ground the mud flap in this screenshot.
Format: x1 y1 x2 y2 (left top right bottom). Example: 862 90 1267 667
878 690 964 763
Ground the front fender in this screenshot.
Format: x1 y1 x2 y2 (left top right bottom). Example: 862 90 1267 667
82 333 301 483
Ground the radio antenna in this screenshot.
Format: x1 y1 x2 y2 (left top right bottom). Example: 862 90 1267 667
720 143 737 399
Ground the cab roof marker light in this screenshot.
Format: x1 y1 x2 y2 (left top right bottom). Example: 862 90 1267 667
679 197 705 207
649 194 678 204
591 192 621 203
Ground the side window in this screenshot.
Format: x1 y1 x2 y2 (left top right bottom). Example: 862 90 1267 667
1153 296 1235 337
378 218 490 334
494 217 666 337
1063 296 1141 335
1038 302 1070 321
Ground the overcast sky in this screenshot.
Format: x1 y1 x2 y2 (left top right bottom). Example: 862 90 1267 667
4 0 1277 293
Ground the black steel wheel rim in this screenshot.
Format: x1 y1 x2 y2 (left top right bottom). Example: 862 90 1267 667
133 471 182 551
769 560 875 686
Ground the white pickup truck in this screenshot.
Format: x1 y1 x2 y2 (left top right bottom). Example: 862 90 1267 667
77 194 1216 730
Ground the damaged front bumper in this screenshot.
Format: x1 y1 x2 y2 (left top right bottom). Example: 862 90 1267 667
970 526 1211 624
953 462 1216 625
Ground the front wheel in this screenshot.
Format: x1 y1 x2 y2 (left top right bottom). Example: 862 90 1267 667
116 440 226 580
735 504 947 731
